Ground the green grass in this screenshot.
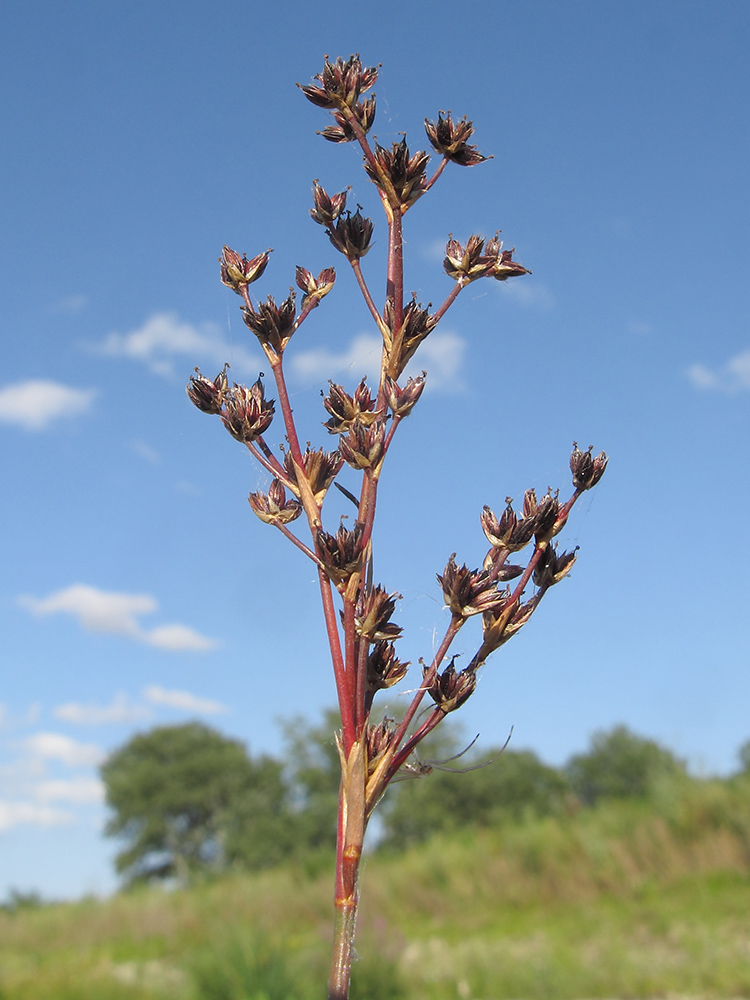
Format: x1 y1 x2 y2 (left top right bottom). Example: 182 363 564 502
2 781 750 999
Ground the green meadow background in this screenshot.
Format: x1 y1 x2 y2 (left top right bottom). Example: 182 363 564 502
3 773 750 1000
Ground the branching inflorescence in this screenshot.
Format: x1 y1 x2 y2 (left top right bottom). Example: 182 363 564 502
187 53 607 1000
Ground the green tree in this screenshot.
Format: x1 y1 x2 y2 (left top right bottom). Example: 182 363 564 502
101 722 289 884
280 710 342 853
379 746 569 849
566 725 686 805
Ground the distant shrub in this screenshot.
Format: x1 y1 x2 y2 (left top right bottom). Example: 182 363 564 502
379 747 569 849
566 725 687 805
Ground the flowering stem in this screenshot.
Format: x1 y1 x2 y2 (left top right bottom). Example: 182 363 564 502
350 258 388 334
432 278 466 324
386 210 404 327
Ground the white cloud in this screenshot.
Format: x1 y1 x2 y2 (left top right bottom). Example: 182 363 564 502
144 625 219 652
24 733 104 767
54 693 150 727
687 349 750 394
33 778 105 804
19 584 219 652
402 332 466 392
130 440 161 464
290 330 467 391
290 333 383 383
0 380 96 431
0 801 73 832
91 311 257 378
143 685 228 715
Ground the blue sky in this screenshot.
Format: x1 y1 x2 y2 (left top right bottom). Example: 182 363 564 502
1 1 749 900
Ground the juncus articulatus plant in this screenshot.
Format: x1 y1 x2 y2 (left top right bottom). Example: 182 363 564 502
187 53 607 1000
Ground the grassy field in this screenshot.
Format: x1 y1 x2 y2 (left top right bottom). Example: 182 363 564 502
2 780 750 999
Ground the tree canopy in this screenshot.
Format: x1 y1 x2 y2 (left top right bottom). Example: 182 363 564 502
101 722 289 884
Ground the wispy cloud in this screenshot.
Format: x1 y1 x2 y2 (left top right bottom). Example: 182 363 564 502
24 733 104 767
290 331 467 391
54 693 150 727
129 440 161 464
0 380 96 431
90 311 257 378
0 801 73 832
19 584 219 652
686 349 750 394
290 333 383 383
50 294 88 315
144 685 228 715
33 778 105 804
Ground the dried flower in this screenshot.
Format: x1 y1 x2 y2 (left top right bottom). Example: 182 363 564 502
367 642 409 694
339 419 386 472
310 181 348 226
241 293 297 355
248 479 303 525
383 373 426 417
323 378 379 434
533 544 578 590
443 233 530 283
424 112 489 166
219 245 272 293
326 208 374 259
570 442 609 491
186 366 229 414
364 137 430 208
382 297 437 378
355 586 402 641
295 265 336 309
482 594 540 652
480 500 536 553
300 54 378 110
316 523 365 586
425 658 477 713
437 555 508 619
220 379 275 444
284 446 343 504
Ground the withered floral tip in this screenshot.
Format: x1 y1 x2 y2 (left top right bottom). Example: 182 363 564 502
424 112 490 166
364 137 430 208
384 373 426 417
316 523 365 586
323 378 379 435
248 479 302 525
443 233 530 283
219 246 272 293
339 419 386 472
382 297 438 379
300 54 379 111
310 181 348 226
355 586 403 641
283 446 343 504
326 208 374 259
295 266 336 309
425 658 477 713
220 378 275 444
186 365 229 414
367 642 409 695
533 545 578 590
241 292 296 355
570 442 609 491
437 555 509 619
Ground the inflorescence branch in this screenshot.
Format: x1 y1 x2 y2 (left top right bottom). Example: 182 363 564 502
186 53 607 1000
